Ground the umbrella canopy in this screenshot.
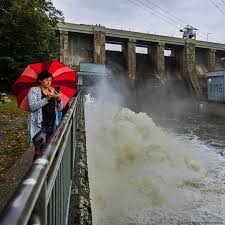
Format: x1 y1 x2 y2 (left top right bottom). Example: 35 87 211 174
13 60 78 111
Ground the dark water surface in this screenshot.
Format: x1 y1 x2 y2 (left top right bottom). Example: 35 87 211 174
153 112 225 154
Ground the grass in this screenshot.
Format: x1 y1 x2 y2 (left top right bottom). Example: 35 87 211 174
0 95 28 116
0 95 29 176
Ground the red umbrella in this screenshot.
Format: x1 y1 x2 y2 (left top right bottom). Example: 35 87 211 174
13 60 78 111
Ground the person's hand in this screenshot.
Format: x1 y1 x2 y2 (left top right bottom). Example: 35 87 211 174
54 92 61 101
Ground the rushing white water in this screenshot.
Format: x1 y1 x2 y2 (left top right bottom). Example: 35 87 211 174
85 94 225 225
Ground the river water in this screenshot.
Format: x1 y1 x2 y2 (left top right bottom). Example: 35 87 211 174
85 95 225 225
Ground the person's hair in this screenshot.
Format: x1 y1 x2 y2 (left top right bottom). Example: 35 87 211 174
37 71 53 81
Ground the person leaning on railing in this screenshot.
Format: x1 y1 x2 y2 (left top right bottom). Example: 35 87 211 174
27 71 63 160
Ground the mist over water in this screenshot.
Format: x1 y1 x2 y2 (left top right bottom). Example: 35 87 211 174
85 81 225 225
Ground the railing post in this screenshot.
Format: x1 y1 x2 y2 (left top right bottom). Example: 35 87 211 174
31 180 47 225
71 103 76 179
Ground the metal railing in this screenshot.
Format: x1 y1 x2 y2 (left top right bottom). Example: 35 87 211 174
0 93 81 225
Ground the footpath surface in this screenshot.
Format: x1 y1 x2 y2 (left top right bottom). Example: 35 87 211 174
0 95 32 214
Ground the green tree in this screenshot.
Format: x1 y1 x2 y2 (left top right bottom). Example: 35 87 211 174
0 0 64 90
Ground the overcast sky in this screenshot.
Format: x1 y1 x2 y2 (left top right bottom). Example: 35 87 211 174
52 0 225 43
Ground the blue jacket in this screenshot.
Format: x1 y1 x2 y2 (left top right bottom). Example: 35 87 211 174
28 86 63 142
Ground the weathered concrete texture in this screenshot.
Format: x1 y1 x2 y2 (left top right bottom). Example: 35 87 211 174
193 48 210 98
208 49 216 71
174 47 184 80
60 31 69 65
94 31 106 64
184 42 207 98
69 33 94 66
60 30 64 63
215 51 225 71
124 39 136 88
151 43 168 84
58 23 225 51
187 47 216 99
68 96 92 225
183 41 197 96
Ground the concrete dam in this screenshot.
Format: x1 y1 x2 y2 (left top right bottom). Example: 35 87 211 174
59 23 225 224
58 22 225 103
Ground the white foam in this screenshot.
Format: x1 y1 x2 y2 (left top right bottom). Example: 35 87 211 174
85 98 225 225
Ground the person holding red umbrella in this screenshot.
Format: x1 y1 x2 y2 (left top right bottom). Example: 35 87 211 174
28 71 62 159
13 60 78 160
